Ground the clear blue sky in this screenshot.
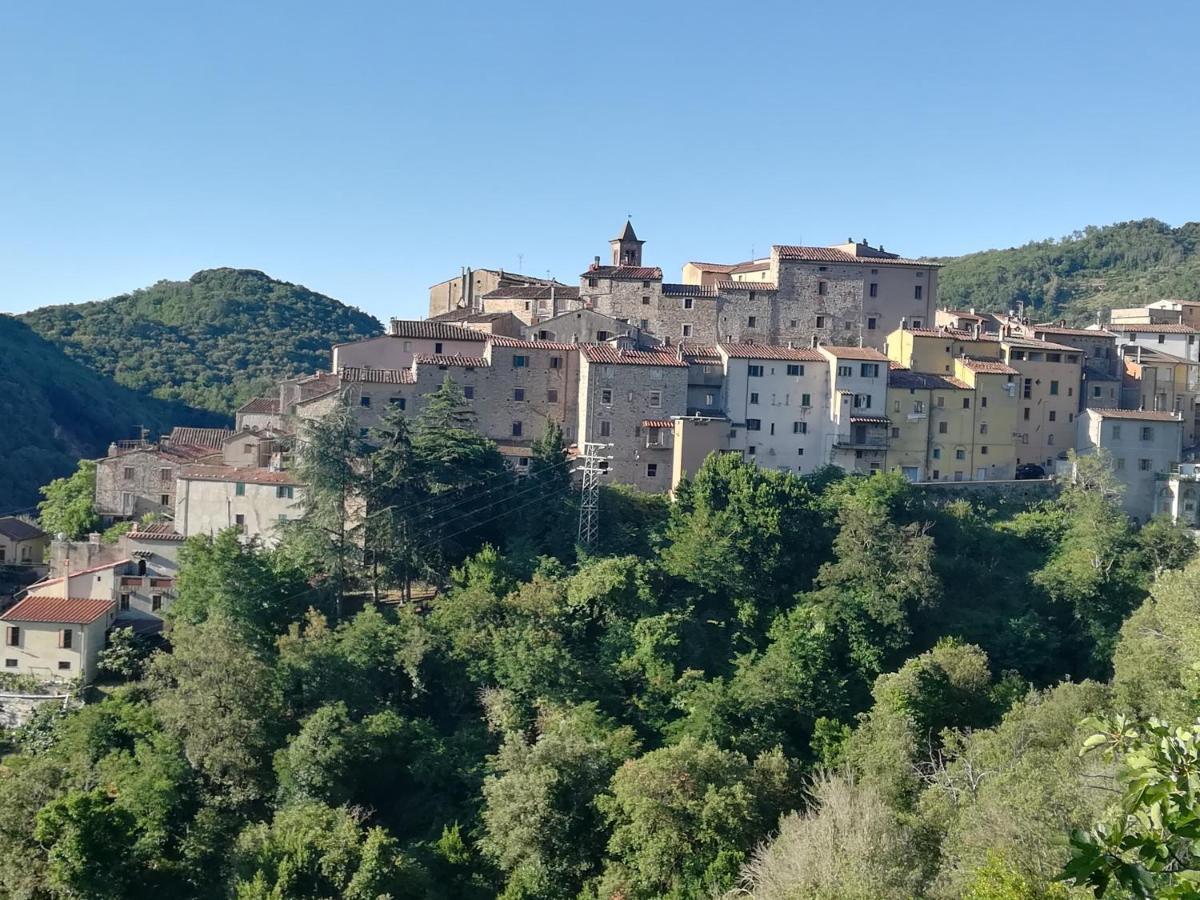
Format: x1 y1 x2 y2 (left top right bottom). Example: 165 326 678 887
2 1 1197 322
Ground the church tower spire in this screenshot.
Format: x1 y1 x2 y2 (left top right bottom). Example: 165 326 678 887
610 218 644 267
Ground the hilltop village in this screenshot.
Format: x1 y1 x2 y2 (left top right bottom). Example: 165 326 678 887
4 221 1200 685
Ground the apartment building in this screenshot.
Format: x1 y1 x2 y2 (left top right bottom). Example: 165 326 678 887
1002 336 1084 467
1120 345 1200 446
1153 462 1200 529
718 344 828 473
175 466 303 545
819 345 891 474
576 344 688 491
1076 408 1184 522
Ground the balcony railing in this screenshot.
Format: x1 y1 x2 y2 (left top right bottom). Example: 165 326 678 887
833 435 889 449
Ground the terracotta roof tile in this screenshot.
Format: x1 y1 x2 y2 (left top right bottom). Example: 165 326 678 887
662 283 719 297
579 345 687 367
1114 323 1198 334
487 335 579 351
126 522 186 541
1088 408 1184 421
679 343 722 365
340 367 416 384
888 369 971 390
719 343 823 361
641 419 675 429
717 281 778 292
479 284 579 301
960 357 1020 375
820 345 890 361
178 465 303 486
774 245 936 267
414 354 490 368
581 266 663 280
387 320 488 342
849 415 891 424
685 261 739 273
1031 324 1118 338
237 396 280 415
3 596 113 625
169 427 233 450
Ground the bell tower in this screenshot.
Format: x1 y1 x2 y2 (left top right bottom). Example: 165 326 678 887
610 219 644 267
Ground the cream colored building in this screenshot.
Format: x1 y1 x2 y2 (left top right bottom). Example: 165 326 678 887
818 345 891 474
1 595 114 684
332 320 489 373
0 518 47 565
176 466 304 545
671 416 732 490
1076 408 1184 522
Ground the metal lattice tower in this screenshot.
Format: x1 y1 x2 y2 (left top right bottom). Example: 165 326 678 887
576 442 608 547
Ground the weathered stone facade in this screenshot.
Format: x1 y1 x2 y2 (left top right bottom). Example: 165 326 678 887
95 444 213 523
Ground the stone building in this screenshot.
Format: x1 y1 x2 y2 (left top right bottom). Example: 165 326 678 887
576 344 688 491
235 395 283 432
94 441 216 524
332 320 488 372
477 284 581 325
426 309 526 336
1076 408 1184 522
523 308 642 345
428 268 559 318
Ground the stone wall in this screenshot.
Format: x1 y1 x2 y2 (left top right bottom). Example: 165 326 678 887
915 477 1060 508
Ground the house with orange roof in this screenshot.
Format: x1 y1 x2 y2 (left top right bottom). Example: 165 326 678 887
1 593 115 683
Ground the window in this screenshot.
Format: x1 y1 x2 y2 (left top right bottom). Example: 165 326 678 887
599 420 611 437
513 355 528 368
939 421 948 434
642 295 650 305
1049 380 1059 395
793 421 807 434
646 463 658 477
750 392 760 405
402 340 412 351
547 389 558 403
278 514 288 522
818 281 828 296
1068 412 1074 422
390 397 406 409
748 365 764 377
463 386 475 399
1141 426 1154 441
932 448 941 459
860 363 879 378
936 396 944 408
1139 458 1152 471
704 393 716 406
683 297 694 310
235 482 246 496
588 277 598 288
853 393 872 409
962 398 971 409
1023 378 1032 399
891 427 900 438
642 280 651 287
1047 434 1055 446
235 514 245 532
981 445 989 455
1158 333 1166 344
640 319 648 330
160 494 170 506
59 629 72 649
748 316 757 328
801 393 811 406
1023 407 1031 420
513 388 525 401
601 388 613 404
276 485 294 499
680 323 692 338
152 595 162 612
4 660 14 668
159 467 172 483
1048 411 1056 422
869 283 878 298
550 356 562 369
911 319 922 328
8 626 21 647
932 469 940 479
1115 457 1126 470
837 365 852 376
123 466 135 481
57 661 71 671
914 285 923 300
746 419 762 431
1011 350 1026 360
512 422 523 437
649 391 662 407
119 593 130 611
955 448 966 460
783 364 800 376
434 342 443 354
747 445 757 456
981 396 987 408
980 423 988 434
1112 425 1122 439
360 395 371 407
867 316 877 330
1048 353 1062 363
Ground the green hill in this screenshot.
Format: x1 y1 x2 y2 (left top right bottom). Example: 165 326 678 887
0 314 221 512
935 218 1200 324
21 268 383 414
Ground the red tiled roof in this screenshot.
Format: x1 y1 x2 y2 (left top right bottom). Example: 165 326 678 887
820 345 890 361
641 419 675 429
679 343 721 365
339 367 416 384
662 283 719 297
732 261 770 274
579 345 687 367
717 281 778 292
774 245 935 267
960 357 1020 375
1115 323 1198 334
237 396 280 415
178 465 302 486
479 284 579 301
685 261 739 273
169 427 233 450
849 415 891 425
719 343 823 361
581 266 663 280
387 320 488 342
414 354 490 367
907 326 987 341
1032 324 1118 338
941 309 986 321
488 335 579 351
888 368 971 390
1002 336 1084 353
3 596 113 625
126 522 185 541
1088 408 1184 422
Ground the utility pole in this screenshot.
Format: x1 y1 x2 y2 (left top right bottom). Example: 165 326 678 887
576 442 609 547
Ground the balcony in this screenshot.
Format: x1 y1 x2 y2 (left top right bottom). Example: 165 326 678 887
833 432 889 449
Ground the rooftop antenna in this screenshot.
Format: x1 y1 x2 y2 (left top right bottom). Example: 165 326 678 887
517 253 524 272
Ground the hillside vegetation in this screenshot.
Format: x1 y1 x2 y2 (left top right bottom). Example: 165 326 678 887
0 314 218 512
936 218 1200 323
21 268 383 414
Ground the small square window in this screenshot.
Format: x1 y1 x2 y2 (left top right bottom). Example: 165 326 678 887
682 324 692 337
463 386 475 400
3 659 15 668
360 395 372 407
642 295 650 305
513 388 525 401
649 391 662 407
646 463 658 477
599 420 611 437
787 364 803 376
748 365 764 377
235 482 246 496
57 661 71 671
434 342 443 354
512 422 523 437
748 316 757 328
750 392 760 405
683 297 693 310
601 388 613 404
547 389 558 403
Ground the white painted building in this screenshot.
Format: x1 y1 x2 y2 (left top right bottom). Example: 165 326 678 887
819 345 892 473
176 466 304 545
1075 408 1184 522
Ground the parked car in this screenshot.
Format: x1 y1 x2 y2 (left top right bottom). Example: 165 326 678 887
1015 463 1046 480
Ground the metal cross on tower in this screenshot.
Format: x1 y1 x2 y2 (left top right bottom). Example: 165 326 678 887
576 442 609 547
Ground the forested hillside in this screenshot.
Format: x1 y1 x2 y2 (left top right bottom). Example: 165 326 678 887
0 315 218 512
936 218 1200 323
21 268 383 413
2 394 1197 898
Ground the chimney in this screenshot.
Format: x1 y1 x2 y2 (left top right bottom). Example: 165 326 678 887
900 316 907 331
593 255 601 268
61 559 70 600
810 334 819 349
972 323 981 339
